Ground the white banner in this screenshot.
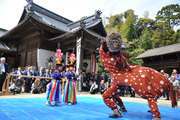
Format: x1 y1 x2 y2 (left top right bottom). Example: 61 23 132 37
37 49 56 69
76 37 82 74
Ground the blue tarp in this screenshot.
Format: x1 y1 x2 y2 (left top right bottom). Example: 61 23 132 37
0 97 179 120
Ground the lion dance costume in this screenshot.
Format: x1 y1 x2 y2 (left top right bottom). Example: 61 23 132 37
100 32 177 120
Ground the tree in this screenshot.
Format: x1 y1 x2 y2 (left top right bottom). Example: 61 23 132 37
139 29 153 50
152 21 175 47
124 9 138 20
156 4 180 29
124 14 137 42
105 13 124 34
172 29 180 43
136 18 155 38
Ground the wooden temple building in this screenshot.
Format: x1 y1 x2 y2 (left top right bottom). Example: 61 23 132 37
136 43 180 74
0 0 107 73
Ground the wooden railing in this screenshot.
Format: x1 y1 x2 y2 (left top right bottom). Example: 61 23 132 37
0 74 67 96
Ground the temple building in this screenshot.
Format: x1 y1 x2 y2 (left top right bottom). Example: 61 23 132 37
136 43 180 74
0 0 107 73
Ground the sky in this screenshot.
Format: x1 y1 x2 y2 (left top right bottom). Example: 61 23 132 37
0 0 179 30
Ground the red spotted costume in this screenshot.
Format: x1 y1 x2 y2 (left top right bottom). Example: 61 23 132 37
100 32 177 120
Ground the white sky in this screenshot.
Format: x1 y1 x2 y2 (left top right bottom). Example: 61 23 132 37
0 0 179 30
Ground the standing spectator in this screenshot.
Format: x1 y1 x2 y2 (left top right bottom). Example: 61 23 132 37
49 69 53 77
99 80 107 94
0 57 9 91
24 67 32 93
165 73 170 100
171 76 179 101
13 66 22 80
30 66 36 76
30 66 36 83
170 69 178 80
107 74 111 88
42 69 50 92
37 67 44 77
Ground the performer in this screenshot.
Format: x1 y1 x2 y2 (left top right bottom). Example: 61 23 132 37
0 57 9 91
63 51 77 105
24 66 33 93
100 32 176 120
46 44 63 106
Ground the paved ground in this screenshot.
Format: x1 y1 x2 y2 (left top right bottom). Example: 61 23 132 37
0 92 179 108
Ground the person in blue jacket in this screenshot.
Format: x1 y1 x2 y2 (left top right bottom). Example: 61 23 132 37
37 67 44 77
24 66 33 93
42 69 51 92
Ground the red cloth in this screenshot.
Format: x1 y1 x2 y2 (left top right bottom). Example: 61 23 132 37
100 46 173 118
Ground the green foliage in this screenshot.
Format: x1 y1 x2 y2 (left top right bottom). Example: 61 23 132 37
152 21 175 47
105 13 124 34
136 18 155 38
100 4 180 68
156 4 180 29
124 9 138 20
98 58 104 74
172 29 180 43
80 16 88 19
139 29 153 50
125 14 137 42
128 48 144 65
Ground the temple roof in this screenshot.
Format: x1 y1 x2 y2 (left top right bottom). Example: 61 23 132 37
0 1 106 43
136 43 180 59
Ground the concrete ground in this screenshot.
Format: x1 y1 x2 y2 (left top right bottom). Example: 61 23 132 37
0 92 179 108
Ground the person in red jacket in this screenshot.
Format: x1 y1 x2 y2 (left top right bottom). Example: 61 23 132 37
100 32 176 120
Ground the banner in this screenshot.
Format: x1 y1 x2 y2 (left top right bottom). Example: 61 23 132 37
76 37 82 74
37 49 56 69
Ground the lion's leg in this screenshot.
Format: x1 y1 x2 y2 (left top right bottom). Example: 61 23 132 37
148 99 161 119
112 86 127 112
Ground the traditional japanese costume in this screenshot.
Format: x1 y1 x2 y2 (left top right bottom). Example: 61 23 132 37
46 43 63 106
46 70 62 105
63 52 77 104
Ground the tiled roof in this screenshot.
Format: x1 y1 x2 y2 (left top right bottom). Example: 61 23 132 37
136 43 180 59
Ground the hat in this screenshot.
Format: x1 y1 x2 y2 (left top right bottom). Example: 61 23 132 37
55 43 63 67
105 32 122 52
68 50 76 67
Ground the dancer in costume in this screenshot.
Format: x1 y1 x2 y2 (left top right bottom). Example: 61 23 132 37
100 32 177 120
63 51 77 105
46 43 63 106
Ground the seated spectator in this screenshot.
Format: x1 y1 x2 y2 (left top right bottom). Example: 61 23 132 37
31 77 42 94
99 80 107 94
90 82 98 94
101 73 109 89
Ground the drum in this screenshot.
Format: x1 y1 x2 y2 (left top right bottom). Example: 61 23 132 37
34 80 42 90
